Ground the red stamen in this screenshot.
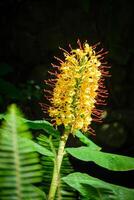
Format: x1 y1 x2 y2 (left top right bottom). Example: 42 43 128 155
96 48 104 55
88 126 96 136
44 89 52 94
93 108 103 115
101 73 111 77
39 103 50 113
97 93 108 98
51 63 60 69
92 112 101 119
99 56 105 61
99 84 106 89
92 118 102 123
98 51 108 57
77 39 82 49
96 102 107 105
44 95 52 101
98 89 108 94
54 56 64 63
96 99 106 104
44 79 55 85
59 47 70 55
46 79 57 83
92 42 101 49
44 81 55 88
101 61 108 65
39 102 49 108
93 108 103 113
69 44 72 51
48 70 59 76
99 78 105 81
100 65 111 69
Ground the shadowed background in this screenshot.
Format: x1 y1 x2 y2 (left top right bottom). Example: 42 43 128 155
0 0 134 188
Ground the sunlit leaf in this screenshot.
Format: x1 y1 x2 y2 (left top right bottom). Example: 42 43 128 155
24 119 60 138
66 146 134 171
63 172 134 200
75 130 101 150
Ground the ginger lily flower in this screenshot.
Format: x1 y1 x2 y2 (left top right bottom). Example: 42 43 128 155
43 40 110 134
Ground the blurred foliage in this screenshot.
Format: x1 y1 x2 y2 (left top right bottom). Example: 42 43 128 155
0 104 45 199
1 104 134 199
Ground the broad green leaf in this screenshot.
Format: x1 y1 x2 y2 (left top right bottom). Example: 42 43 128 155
62 172 134 200
0 104 45 199
75 130 101 150
24 119 60 138
66 146 134 171
22 138 54 157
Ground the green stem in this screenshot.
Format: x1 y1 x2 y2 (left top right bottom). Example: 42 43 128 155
48 129 70 200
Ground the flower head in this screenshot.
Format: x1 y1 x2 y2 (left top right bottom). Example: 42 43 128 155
43 40 110 134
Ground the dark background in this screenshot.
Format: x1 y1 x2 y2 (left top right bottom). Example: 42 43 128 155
0 0 134 188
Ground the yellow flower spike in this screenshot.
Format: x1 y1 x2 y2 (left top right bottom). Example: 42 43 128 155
43 40 110 135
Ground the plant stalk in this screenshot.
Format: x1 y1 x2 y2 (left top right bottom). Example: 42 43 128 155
48 129 70 200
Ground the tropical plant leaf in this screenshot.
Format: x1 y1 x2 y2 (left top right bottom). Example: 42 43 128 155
38 134 77 199
66 146 134 171
0 115 54 157
62 172 134 200
0 104 45 199
75 130 101 150
24 119 60 138
21 137 54 157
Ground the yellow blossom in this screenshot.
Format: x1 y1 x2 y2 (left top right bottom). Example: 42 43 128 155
46 41 109 134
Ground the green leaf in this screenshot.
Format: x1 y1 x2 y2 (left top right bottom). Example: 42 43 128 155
62 172 134 200
75 130 101 150
66 146 134 171
0 104 45 199
27 139 54 157
24 119 60 138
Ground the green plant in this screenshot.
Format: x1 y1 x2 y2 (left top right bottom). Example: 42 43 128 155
1 104 134 199
0 104 45 199
0 41 134 200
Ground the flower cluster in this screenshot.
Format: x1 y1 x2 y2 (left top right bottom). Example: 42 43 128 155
43 40 110 134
